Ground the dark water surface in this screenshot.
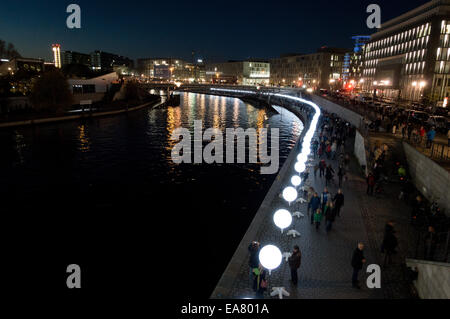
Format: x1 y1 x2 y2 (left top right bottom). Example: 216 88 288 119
0 92 302 299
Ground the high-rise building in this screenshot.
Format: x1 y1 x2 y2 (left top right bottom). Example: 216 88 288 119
362 0 450 104
342 36 370 89
90 51 134 72
61 51 91 67
270 47 349 89
52 44 61 68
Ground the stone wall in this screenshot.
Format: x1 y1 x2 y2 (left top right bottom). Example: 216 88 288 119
403 142 450 216
354 130 368 175
309 94 364 129
406 258 450 299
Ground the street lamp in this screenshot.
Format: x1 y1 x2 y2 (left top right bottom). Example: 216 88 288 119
294 161 306 174
259 245 282 275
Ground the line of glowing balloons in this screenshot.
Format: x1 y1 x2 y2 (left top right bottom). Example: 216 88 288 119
210 88 321 275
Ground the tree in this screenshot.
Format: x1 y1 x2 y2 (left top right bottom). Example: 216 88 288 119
0 40 21 60
30 70 73 113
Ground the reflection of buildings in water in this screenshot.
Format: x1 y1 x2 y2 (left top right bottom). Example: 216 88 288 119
213 95 220 129
165 106 182 152
78 124 90 152
232 98 240 127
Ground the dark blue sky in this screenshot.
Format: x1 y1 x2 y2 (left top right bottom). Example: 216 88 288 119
0 0 429 62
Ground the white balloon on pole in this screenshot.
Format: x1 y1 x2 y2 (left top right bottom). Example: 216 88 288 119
290 175 301 187
294 161 306 173
273 209 292 233
282 186 298 203
259 245 282 275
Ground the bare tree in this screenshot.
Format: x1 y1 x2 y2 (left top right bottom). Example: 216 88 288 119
0 39 21 59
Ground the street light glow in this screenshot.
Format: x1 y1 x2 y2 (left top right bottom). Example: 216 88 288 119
259 245 282 274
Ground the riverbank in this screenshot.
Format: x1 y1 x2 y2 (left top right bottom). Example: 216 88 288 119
0 99 163 129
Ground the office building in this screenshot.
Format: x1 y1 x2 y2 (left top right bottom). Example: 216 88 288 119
362 0 450 104
52 44 61 68
270 47 348 89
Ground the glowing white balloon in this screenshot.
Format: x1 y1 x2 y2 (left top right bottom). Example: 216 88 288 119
294 162 306 173
282 186 298 203
291 175 301 187
273 209 292 232
259 245 282 274
297 153 307 162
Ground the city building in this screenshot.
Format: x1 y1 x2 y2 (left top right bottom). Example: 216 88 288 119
90 51 134 73
136 58 205 82
52 44 61 68
270 47 349 89
68 72 119 104
205 60 270 85
342 36 371 90
0 57 45 76
362 0 450 104
62 50 91 67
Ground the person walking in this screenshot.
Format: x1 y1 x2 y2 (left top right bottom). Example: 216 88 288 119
381 221 398 267
447 128 450 147
325 164 334 186
324 200 335 233
333 188 345 217
351 242 366 289
337 164 345 187
366 172 375 195
426 126 436 148
252 265 267 298
319 159 326 178
320 187 330 212
288 245 302 286
314 208 323 230
309 192 321 224
306 187 315 216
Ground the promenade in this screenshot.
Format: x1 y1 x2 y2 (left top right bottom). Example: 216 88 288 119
211 98 415 299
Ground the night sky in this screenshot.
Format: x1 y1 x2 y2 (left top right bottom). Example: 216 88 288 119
1 0 429 62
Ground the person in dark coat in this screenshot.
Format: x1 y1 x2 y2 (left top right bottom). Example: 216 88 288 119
351 242 366 289
381 221 398 266
366 172 375 195
337 165 345 187
333 188 345 217
288 245 302 285
309 192 321 225
324 200 335 232
325 164 335 186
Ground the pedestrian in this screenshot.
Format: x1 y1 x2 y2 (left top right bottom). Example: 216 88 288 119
252 265 268 298
314 208 323 230
324 200 335 233
381 221 398 266
337 164 345 187
309 192 321 224
331 141 337 159
333 188 345 217
366 172 375 195
426 126 436 148
351 242 366 289
319 159 326 178
314 163 319 178
248 241 260 271
288 245 302 286
344 153 350 169
447 129 450 147
419 126 426 144
325 164 334 186
325 142 332 159
320 187 330 212
306 187 315 215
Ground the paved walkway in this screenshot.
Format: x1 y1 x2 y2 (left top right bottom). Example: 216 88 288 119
224 132 415 299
